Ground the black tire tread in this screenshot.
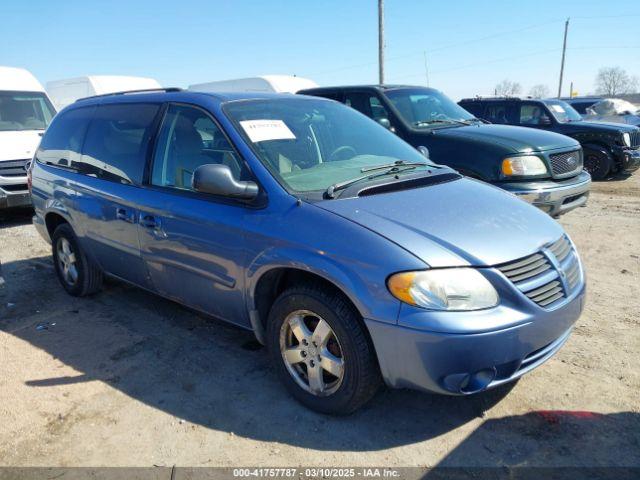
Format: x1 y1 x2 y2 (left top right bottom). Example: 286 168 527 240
52 223 103 296
267 281 381 415
583 143 613 181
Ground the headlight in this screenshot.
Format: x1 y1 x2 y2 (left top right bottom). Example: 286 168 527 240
622 132 631 147
387 268 499 311
502 156 547 176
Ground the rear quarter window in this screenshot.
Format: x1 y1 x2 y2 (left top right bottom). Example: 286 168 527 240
36 106 95 168
80 103 160 184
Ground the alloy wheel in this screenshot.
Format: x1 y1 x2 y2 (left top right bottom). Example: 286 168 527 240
57 237 78 286
279 310 345 396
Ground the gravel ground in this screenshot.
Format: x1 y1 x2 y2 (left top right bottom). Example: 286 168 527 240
0 174 638 468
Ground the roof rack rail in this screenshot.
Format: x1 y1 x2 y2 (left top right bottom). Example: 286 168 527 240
461 95 524 101
76 87 182 102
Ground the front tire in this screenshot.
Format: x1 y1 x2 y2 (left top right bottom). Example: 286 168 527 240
267 283 381 415
52 223 103 296
583 145 613 180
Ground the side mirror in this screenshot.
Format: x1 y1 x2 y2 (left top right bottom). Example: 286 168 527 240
539 115 551 126
377 118 392 130
192 164 259 200
417 146 430 159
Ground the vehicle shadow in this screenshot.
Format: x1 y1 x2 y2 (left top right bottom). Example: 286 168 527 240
423 411 640 477
0 207 33 228
0 256 519 451
601 171 632 182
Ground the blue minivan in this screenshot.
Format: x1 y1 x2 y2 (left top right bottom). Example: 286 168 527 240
29 89 586 414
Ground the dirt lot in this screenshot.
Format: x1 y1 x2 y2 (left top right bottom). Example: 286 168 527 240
0 174 639 469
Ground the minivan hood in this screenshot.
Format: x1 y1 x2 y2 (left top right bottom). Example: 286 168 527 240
316 177 564 267
0 130 43 161
426 124 579 153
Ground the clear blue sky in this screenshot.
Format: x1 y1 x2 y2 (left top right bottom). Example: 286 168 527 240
3 0 639 99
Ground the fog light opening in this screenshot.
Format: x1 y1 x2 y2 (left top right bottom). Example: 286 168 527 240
460 368 497 394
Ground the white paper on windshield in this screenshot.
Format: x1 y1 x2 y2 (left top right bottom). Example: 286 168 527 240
239 119 296 143
550 104 565 113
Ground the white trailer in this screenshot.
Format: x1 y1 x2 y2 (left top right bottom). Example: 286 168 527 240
188 75 317 94
46 75 161 110
0 66 56 208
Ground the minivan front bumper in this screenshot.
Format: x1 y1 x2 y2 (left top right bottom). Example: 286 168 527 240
365 282 585 395
500 171 591 217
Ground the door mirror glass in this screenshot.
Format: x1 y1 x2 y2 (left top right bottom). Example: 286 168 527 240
417 145 430 159
193 164 258 200
377 117 391 129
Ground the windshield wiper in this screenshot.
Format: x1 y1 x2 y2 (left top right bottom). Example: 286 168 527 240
325 164 426 198
360 159 429 173
413 119 472 127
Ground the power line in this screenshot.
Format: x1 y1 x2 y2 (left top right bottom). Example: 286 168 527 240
310 18 565 77
388 48 561 81
309 14 640 79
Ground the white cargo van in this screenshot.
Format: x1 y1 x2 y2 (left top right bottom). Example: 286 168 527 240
46 75 162 110
188 75 317 94
0 66 56 209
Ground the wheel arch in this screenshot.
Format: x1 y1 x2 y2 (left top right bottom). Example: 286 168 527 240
248 260 384 356
44 211 71 239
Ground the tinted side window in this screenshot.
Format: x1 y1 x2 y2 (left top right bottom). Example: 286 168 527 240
519 103 545 125
36 107 94 168
484 103 510 124
460 102 483 117
151 104 245 190
344 92 373 118
369 96 390 122
80 103 160 184
308 91 342 102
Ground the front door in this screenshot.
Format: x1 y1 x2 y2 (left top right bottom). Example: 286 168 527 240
137 103 253 326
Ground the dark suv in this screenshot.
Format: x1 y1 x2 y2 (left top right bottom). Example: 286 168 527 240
459 97 640 180
300 85 590 217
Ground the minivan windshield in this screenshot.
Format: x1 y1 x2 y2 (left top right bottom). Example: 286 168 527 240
384 88 476 126
0 91 56 131
543 100 583 123
224 98 435 194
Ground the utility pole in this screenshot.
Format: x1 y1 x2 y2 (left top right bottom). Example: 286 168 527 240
378 0 384 84
557 18 569 98
423 51 430 87
569 81 574 98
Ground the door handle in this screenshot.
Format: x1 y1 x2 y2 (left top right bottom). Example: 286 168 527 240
140 215 159 229
116 207 133 223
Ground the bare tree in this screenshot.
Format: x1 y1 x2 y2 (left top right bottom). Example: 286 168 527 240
529 84 550 98
495 79 522 97
595 67 639 96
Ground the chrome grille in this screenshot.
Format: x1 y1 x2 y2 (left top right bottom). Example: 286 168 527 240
549 150 583 178
497 235 583 309
0 159 29 177
629 130 639 148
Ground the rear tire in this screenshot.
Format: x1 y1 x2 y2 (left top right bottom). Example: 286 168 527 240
583 145 613 180
52 223 103 296
266 283 381 415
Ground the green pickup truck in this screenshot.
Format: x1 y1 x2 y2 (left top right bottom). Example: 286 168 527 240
300 85 591 217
